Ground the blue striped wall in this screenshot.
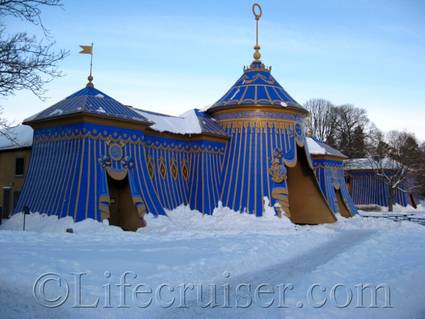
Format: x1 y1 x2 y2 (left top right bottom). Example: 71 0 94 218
16 122 226 220
349 171 409 207
143 134 225 214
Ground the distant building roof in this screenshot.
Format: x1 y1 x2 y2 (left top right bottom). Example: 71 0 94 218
207 61 306 113
307 137 347 159
345 158 400 170
24 86 150 125
0 125 33 151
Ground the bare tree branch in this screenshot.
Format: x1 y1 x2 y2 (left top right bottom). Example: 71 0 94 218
0 29 67 99
0 0 67 144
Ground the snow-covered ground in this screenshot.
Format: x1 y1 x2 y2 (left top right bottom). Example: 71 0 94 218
1 205 425 319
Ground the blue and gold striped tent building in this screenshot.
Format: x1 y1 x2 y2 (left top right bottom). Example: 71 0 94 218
15 4 356 229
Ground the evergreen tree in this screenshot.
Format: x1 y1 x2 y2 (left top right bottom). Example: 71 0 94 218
351 126 366 158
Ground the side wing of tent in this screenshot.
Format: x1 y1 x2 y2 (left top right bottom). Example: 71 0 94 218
312 159 357 216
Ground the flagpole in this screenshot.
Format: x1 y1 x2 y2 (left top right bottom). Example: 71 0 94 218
89 42 94 77
80 43 94 87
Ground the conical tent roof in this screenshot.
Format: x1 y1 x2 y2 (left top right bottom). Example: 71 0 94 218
208 61 306 113
24 86 150 125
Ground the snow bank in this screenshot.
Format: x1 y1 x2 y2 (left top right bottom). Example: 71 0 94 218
0 212 123 234
1 202 294 236
4 202 422 236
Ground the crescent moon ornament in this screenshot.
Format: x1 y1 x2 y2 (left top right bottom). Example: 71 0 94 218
252 3 262 20
252 3 263 61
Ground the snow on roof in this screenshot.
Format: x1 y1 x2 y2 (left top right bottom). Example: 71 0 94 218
134 108 202 135
306 137 347 158
345 158 400 170
0 125 33 151
133 108 227 137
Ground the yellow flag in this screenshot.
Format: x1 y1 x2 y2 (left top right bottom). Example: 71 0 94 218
79 45 93 55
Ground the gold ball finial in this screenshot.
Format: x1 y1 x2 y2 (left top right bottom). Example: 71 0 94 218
253 47 261 60
86 74 94 88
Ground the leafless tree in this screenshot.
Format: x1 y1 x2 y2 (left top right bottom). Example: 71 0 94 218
304 100 375 157
0 0 67 141
304 98 338 144
0 30 66 98
0 0 67 100
333 104 370 157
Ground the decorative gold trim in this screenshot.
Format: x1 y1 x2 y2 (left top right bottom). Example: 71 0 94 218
181 158 189 181
209 105 308 116
170 158 178 180
147 156 155 179
159 157 167 179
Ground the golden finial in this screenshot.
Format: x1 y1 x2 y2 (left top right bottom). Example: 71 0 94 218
252 3 262 61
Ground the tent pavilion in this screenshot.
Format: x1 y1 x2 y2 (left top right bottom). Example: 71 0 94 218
14 4 357 229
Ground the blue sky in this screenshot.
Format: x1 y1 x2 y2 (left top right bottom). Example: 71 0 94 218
2 0 425 140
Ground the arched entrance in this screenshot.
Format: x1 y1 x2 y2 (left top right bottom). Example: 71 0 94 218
286 147 336 224
107 175 146 231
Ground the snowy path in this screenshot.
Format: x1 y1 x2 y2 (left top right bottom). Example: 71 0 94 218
154 229 376 318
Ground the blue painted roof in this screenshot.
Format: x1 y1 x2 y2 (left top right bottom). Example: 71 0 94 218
193 109 228 137
25 86 150 124
208 61 305 112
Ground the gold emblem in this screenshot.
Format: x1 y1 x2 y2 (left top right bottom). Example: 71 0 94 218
268 148 287 183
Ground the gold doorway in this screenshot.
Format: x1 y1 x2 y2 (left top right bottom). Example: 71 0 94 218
107 176 145 231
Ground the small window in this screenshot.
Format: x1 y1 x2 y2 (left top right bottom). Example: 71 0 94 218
15 158 25 176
